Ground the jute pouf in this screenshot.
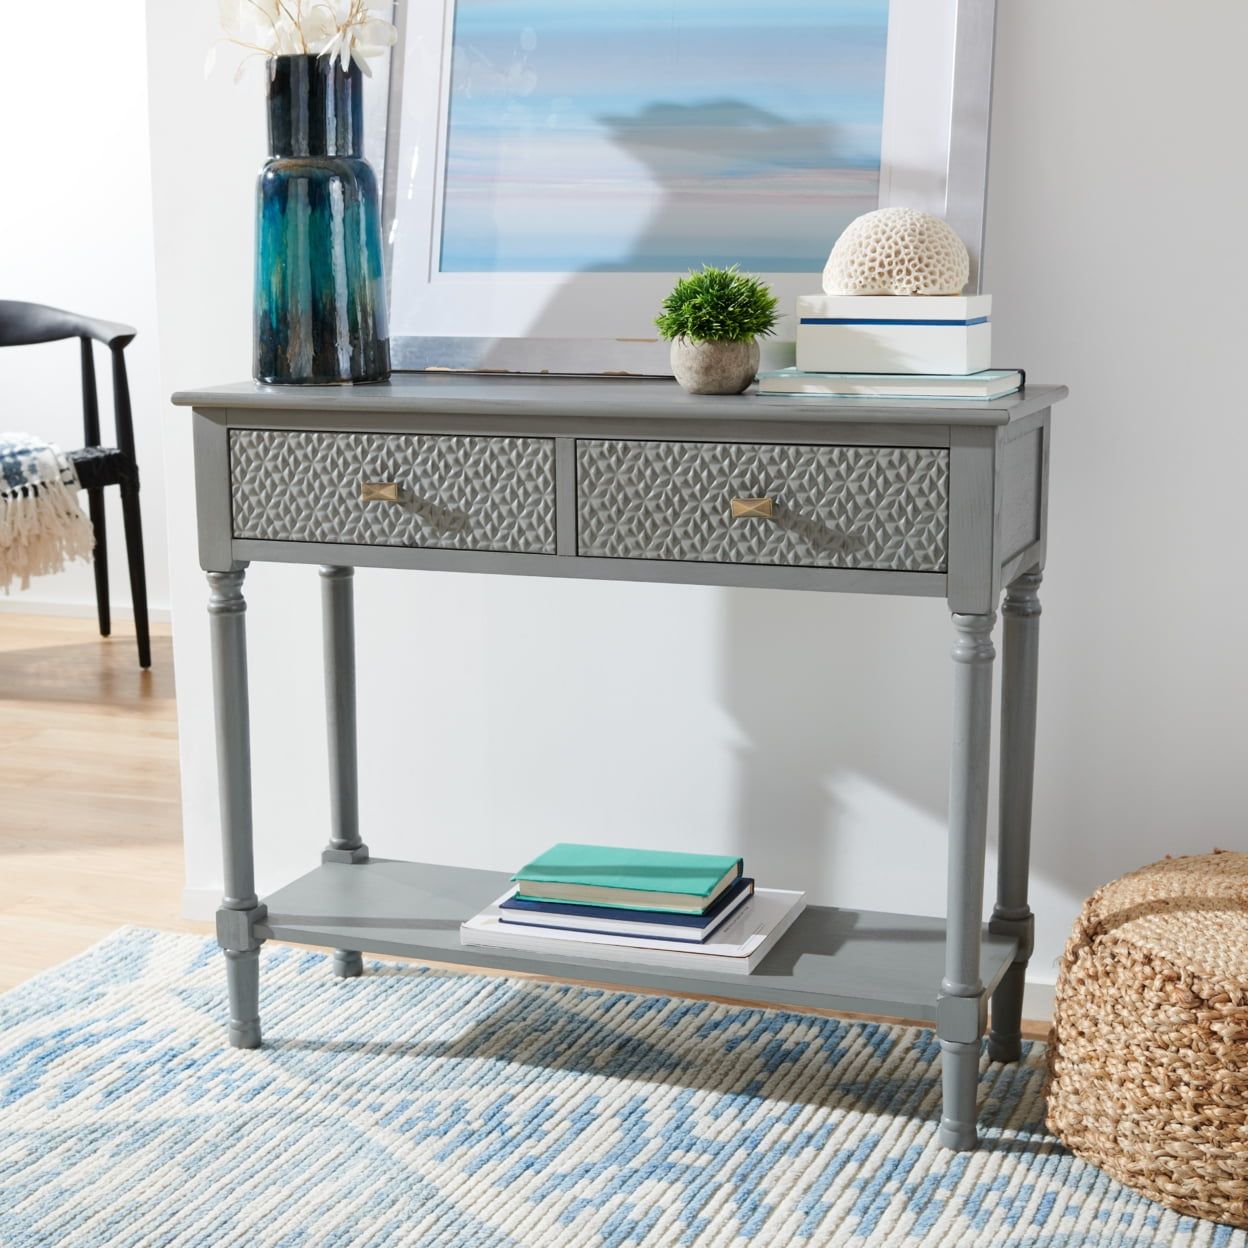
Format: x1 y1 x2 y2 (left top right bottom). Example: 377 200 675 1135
1046 850 1248 1228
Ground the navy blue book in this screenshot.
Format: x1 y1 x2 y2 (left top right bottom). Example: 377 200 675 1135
499 877 755 944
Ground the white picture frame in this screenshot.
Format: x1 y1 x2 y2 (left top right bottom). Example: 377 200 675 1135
380 0 998 376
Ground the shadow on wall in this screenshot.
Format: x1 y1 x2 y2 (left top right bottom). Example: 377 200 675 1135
718 590 952 907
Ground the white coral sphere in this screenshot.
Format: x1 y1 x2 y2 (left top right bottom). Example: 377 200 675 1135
823 207 970 296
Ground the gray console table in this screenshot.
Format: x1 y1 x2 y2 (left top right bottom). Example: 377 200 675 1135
175 374 1066 1151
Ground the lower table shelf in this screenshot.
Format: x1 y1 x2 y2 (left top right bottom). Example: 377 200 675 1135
258 858 1018 1022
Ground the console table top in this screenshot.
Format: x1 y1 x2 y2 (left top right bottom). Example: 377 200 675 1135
173 373 1067 428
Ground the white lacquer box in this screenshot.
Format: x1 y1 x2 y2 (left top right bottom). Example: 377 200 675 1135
795 295 992 376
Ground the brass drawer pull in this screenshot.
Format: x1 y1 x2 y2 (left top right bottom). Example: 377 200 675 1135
730 496 776 520
361 481 401 503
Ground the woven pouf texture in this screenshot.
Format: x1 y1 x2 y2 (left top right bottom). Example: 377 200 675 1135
1047 850 1248 1228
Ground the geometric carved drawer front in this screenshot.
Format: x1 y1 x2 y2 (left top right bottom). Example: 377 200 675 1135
230 429 557 554
577 439 948 571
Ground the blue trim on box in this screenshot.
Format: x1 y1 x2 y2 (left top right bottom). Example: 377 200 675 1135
799 316 989 327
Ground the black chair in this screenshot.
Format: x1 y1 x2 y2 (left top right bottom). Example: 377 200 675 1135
0 300 151 668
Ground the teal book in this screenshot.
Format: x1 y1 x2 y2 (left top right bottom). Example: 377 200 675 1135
512 843 744 914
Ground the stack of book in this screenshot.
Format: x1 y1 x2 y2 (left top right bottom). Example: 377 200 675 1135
460 843 806 975
759 292 1021 401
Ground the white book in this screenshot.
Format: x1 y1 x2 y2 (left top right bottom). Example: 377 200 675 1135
757 368 1022 400
461 887 807 975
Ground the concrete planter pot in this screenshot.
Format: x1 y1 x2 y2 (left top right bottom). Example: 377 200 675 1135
669 337 760 395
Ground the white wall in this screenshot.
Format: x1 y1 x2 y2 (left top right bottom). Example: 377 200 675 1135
148 1 1248 1012
0 0 168 615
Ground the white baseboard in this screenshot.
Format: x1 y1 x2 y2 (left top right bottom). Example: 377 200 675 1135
181 887 1058 1023
0 597 171 622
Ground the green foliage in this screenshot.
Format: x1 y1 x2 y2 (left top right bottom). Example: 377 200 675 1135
654 265 780 343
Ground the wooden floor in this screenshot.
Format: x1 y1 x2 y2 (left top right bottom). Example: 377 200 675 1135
0 613 1046 1038
0 614 208 991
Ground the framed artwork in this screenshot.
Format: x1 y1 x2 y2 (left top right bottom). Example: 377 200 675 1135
379 0 997 375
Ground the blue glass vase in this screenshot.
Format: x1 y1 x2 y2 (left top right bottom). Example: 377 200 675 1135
254 55 390 385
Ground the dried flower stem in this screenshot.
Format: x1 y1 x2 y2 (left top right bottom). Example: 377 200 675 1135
243 0 280 38
275 0 307 52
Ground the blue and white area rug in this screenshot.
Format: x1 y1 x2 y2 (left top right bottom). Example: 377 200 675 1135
0 928 1243 1248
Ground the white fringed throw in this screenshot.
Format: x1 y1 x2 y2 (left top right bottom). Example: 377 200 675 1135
0 433 95 593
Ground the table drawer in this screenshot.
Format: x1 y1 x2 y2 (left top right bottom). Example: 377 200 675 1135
577 439 948 571
230 429 557 554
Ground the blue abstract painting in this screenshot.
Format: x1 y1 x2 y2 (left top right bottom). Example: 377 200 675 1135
439 0 890 273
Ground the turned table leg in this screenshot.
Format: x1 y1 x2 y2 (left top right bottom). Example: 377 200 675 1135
320 565 368 978
938 610 997 1150
207 566 266 1048
988 570 1042 1063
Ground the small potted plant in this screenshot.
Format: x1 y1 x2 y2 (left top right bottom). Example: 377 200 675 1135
655 265 779 395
